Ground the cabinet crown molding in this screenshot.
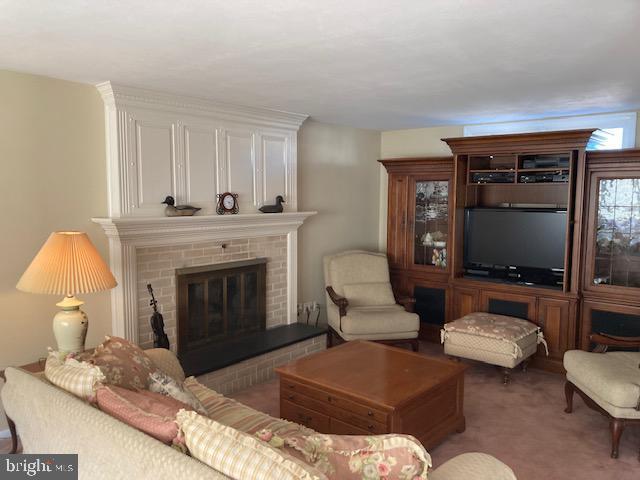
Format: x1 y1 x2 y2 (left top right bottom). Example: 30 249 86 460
96 81 308 129
442 129 597 154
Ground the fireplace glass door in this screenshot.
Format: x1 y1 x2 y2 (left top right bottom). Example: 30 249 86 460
177 260 266 355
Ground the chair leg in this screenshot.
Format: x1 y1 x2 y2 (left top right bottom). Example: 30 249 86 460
502 368 511 386
326 329 333 348
410 339 419 352
610 418 624 459
521 358 529 373
564 381 574 414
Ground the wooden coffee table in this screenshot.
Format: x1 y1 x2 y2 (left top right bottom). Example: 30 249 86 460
275 340 466 448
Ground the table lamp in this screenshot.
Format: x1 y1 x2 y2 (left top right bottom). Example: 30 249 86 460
16 231 117 354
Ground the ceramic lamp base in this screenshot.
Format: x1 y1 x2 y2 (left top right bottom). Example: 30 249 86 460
53 295 88 354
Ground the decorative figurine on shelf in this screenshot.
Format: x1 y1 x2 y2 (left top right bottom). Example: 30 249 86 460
259 195 285 213
217 192 239 215
147 284 170 349
421 230 446 247
161 196 201 217
431 248 447 268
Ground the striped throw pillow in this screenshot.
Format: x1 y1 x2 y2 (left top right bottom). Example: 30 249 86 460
44 350 105 401
184 377 314 438
176 410 326 480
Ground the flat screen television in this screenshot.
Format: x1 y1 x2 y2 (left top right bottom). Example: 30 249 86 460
464 208 567 276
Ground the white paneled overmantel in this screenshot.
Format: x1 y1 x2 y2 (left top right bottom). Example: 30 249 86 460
97 82 308 217
95 83 312 343
93 212 316 342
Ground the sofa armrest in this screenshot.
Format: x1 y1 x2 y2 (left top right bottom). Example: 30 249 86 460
397 297 416 313
326 286 349 317
145 348 186 382
590 333 640 353
430 453 517 480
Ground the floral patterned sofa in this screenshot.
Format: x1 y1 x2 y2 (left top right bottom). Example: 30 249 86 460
1 348 516 480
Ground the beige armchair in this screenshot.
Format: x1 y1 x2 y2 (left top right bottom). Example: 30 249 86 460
564 333 640 460
323 250 420 351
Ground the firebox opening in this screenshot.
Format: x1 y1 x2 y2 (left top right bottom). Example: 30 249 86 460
176 258 267 358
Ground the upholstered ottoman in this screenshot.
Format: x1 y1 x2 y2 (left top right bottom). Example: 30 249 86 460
441 312 548 384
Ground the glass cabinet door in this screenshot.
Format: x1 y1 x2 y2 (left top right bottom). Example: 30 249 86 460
411 179 450 270
592 177 640 288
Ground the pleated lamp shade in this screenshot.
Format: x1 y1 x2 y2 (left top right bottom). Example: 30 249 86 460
17 231 117 296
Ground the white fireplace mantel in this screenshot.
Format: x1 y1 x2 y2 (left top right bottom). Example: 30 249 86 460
92 212 316 245
92 212 316 342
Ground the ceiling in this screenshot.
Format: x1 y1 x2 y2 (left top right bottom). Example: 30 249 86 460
1 0 639 130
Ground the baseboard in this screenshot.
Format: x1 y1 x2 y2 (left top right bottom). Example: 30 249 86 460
0 429 10 439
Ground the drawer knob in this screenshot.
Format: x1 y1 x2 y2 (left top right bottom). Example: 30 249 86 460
367 411 374 417
368 424 374 430
288 394 294 400
327 396 332 402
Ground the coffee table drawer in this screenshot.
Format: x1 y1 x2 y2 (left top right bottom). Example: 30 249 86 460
330 418 379 436
281 378 388 424
282 389 387 433
281 399 330 433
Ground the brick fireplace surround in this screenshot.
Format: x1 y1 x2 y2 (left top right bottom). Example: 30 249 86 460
136 235 287 351
93 213 319 394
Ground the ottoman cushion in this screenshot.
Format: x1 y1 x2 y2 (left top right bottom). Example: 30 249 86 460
441 312 547 368
444 330 539 368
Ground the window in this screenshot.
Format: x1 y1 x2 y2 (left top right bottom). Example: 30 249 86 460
464 112 637 150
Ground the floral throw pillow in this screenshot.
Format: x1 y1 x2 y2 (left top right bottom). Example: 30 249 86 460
78 336 157 390
266 431 431 480
148 370 207 415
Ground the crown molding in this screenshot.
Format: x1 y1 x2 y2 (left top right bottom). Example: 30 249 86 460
442 129 597 155
96 81 309 130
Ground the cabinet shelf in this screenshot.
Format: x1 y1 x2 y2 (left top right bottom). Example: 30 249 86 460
518 168 569 173
468 182 568 186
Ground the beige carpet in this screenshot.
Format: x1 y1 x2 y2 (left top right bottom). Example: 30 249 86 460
231 342 640 480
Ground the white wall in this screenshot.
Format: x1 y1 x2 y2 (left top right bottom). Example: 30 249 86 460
297 120 381 324
0 70 111 430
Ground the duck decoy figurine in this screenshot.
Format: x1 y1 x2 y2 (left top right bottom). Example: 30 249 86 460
259 195 285 213
161 196 201 217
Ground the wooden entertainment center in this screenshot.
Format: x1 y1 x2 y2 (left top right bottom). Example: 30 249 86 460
380 130 640 372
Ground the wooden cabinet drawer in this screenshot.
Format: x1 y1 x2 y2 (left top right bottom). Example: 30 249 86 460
281 378 388 424
280 400 330 433
330 418 378 436
282 389 387 433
